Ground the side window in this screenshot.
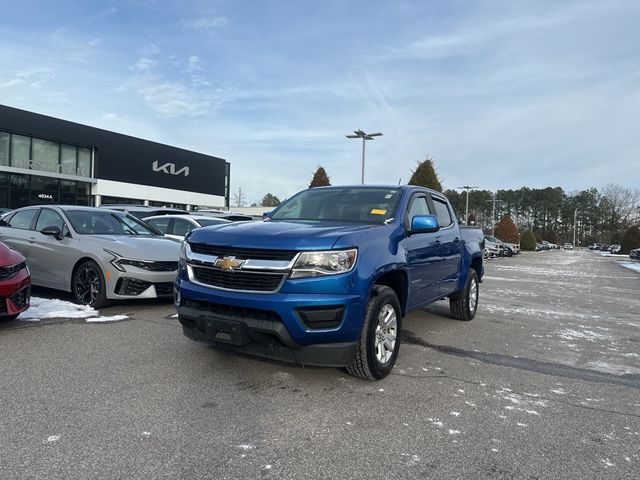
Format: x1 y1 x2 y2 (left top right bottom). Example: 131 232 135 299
148 217 170 234
172 219 195 236
36 209 69 236
432 197 453 227
407 195 430 221
8 209 37 230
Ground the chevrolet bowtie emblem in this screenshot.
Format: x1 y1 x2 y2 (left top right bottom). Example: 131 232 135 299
216 256 244 271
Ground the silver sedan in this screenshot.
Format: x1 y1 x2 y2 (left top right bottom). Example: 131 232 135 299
0 205 181 308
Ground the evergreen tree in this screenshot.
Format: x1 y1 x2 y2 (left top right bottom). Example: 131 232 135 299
494 215 519 243
521 230 537 251
408 157 442 192
309 166 331 188
620 226 640 254
261 193 281 207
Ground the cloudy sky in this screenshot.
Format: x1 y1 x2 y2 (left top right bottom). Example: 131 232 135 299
1 0 638 204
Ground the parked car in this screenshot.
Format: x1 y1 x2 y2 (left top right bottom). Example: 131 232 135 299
629 248 640 261
194 209 254 222
608 244 621 254
484 235 512 257
100 204 188 220
0 241 31 321
564 243 573 250
143 214 231 241
0 206 181 308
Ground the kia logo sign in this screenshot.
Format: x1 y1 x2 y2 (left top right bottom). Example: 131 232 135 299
152 161 190 177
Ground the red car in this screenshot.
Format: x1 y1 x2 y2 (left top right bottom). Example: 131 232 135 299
0 241 31 321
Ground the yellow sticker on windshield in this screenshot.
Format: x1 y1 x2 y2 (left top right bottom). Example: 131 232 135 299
371 208 387 215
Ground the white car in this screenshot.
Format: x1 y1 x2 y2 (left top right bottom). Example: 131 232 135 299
564 243 573 250
143 214 231 241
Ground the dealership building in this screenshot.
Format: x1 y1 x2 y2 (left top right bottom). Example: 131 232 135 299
0 105 230 210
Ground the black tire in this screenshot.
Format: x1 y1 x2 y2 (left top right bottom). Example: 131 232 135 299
346 285 402 381
73 260 109 309
506 248 513 257
0 314 19 322
450 269 479 321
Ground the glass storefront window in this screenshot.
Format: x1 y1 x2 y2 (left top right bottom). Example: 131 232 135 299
11 134 30 169
61 144 77 175
60 180 76 193
31 138 59 173
78 147 91 177
0 132 9 167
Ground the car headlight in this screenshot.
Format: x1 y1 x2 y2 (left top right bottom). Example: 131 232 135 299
179 241 188 268
290 249 357 279
105 249 126 272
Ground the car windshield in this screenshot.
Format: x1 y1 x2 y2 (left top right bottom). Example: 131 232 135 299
271 187 401 224
65 210 157 235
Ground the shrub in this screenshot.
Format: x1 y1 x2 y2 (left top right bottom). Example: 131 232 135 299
620 226 640 254
521 230 537 251
494 215 519 244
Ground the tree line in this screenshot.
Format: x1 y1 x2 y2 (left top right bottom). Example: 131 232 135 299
242 160 640 250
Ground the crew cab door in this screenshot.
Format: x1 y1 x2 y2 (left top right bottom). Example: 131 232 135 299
404 194 443 308
429 194 462 297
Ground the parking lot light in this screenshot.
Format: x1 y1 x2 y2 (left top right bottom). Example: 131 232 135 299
346 129 383 184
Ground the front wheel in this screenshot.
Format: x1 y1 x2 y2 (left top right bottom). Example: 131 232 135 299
450 269 479 321
73 260 109 308
346 285 402 381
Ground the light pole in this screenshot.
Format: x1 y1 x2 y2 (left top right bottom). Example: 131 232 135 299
573 208 578 247
346 129 382 184
458 186 477 225
487 196 504 235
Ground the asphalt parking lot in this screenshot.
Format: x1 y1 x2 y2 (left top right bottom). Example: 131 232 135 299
1 250 638 480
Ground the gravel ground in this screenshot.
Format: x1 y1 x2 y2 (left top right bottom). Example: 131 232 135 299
0 249 638 479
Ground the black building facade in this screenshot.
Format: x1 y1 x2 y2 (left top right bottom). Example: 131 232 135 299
0 105 230 210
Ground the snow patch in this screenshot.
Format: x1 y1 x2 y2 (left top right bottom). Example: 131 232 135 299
46 435 60 442
618 261 640 273
18 297 128 323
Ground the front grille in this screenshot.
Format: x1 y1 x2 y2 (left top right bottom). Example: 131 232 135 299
191 266 284 292
9 286 30 309
115 278 151 296
188 244 298 261
0 262 26 280
120 260 178 272
184 299 281 323
154 282 174 296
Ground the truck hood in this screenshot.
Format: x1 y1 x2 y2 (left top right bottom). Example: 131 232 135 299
82 235 182 261
187 220 387 251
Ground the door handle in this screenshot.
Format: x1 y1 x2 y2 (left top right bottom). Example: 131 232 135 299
28 237 36 243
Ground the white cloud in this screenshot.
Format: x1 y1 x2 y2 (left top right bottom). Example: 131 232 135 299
181 16 229 31
134 57 158 72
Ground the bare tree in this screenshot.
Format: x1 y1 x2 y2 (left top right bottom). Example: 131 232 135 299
231 187 246 208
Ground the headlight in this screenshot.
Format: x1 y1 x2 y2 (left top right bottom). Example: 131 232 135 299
290 249 357 279
105 249 126 272
179 241 188 268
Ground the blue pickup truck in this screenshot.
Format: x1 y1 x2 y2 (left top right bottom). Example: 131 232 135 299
175 185 484 380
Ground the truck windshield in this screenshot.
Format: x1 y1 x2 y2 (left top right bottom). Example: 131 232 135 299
271 187 401 224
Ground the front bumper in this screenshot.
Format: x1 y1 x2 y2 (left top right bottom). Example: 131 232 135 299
0 271 31 317
175 275 364 367
105 267 177 300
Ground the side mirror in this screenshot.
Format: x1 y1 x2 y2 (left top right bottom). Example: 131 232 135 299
40 225 62 239
262 211 273 220
410 215 440 234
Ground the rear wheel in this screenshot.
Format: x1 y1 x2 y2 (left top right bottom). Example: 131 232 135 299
346 285 402 381
73 260 109 308
0 314 19 322
450 269 479 321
